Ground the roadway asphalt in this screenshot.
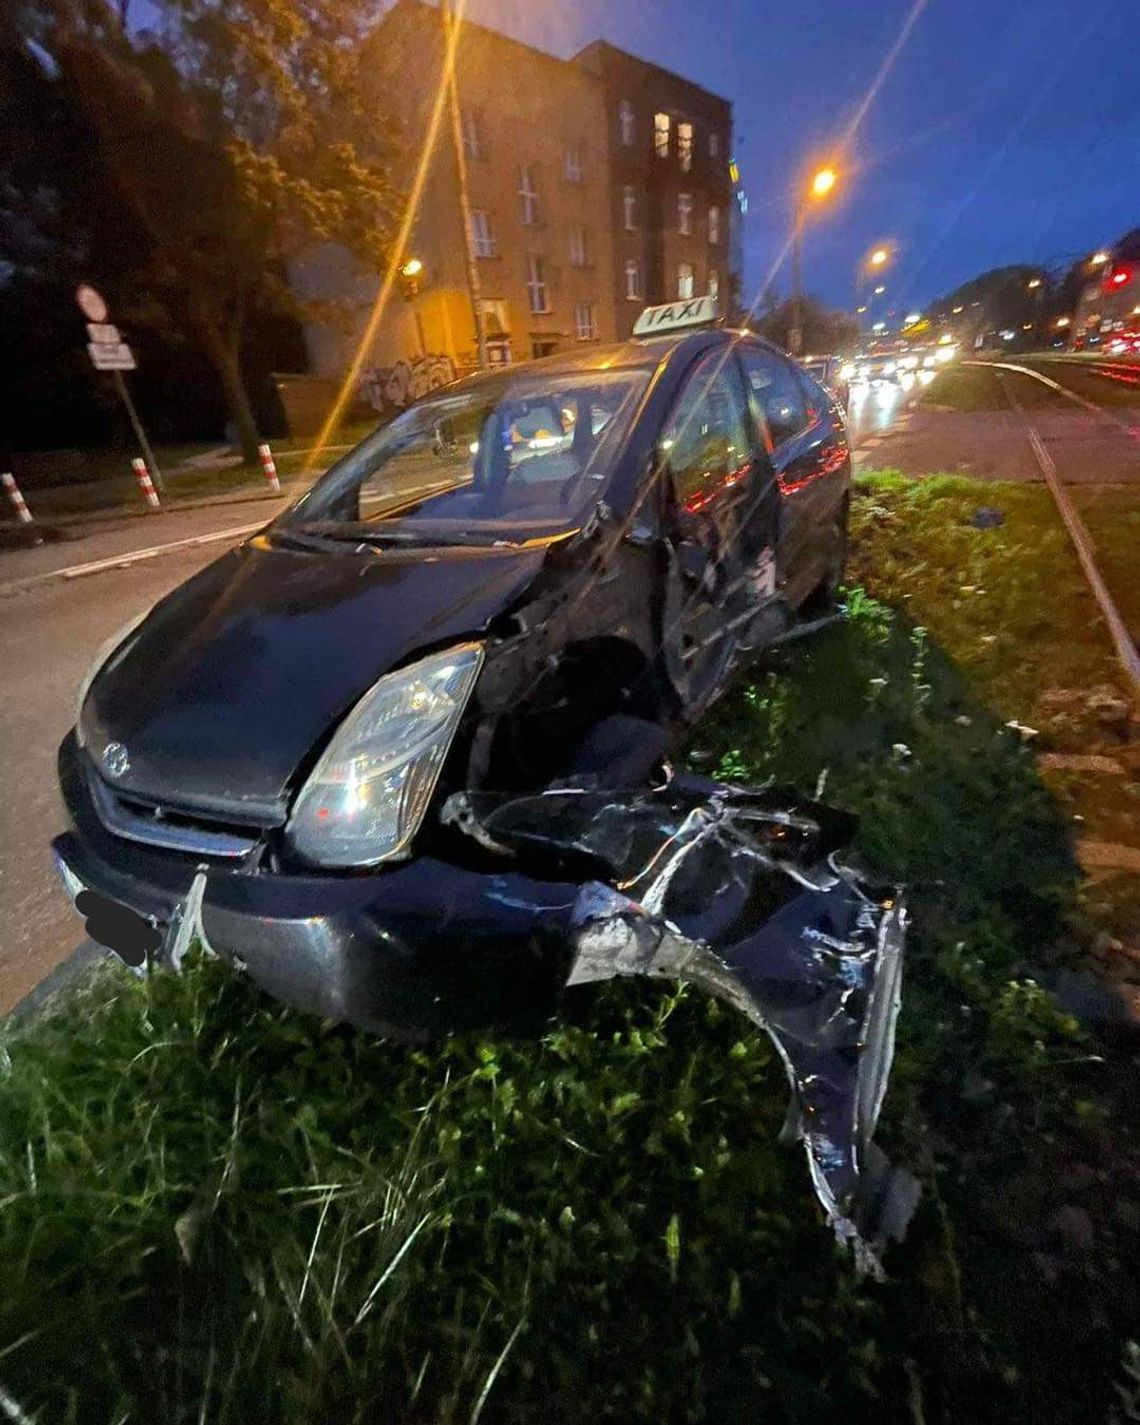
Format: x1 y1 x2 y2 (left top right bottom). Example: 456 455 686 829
0 498 289 1012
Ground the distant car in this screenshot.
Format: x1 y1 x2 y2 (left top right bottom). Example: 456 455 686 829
800 354 852 411
54 302 851 1033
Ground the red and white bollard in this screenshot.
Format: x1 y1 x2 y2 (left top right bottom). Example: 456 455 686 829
132 457 161 510
257 443 281 494
2 471 34 525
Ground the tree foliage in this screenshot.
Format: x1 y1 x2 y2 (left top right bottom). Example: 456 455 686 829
2 0 401 460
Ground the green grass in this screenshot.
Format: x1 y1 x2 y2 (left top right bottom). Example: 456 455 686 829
11 422 380 522
920 363 1057 411
922 358 1140 412
3 477 1140 1423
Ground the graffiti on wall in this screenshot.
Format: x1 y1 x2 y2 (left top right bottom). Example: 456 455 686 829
358 354 456 414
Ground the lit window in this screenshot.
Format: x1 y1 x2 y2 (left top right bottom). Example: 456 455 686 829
619 99 634 146
622 185 636 230
708 268 719 301
677 121 693 172
526 254 549 314
709 131 720 159
677 262 694 300
518 166 539 226
575 302 596 341
462 111 483 160
708 205 720 245
624 258 641 302
654 111 670 158
678 192 692 235
469 209 495 258
569 226 588 267
564 144 582 183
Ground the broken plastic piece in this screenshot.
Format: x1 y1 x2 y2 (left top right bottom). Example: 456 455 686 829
444 775 910 1268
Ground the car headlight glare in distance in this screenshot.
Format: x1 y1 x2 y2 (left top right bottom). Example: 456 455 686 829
287 643 484 867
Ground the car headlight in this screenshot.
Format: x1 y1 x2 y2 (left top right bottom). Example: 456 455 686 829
287 642 484 867
839 362 855 381
882 361 897 375
75 607 152 745
899 356 918 370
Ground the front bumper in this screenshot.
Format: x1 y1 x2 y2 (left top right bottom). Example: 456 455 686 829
54 733 580 1035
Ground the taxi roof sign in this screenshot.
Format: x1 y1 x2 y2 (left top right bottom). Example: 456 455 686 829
632 295 720 337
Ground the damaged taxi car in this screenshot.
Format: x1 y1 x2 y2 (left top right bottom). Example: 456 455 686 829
54 302 911 1253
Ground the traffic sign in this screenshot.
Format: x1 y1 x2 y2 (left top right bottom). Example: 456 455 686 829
88 342 137 371
86 322 121 345
76 284 108 323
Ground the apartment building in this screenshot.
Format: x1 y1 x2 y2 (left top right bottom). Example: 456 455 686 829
293 2 735 380
574 42 734 340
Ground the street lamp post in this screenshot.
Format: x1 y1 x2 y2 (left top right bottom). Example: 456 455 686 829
400 258 427 356
789 165 836 355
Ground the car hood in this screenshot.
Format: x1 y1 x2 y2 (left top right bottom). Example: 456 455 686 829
80 537 551 821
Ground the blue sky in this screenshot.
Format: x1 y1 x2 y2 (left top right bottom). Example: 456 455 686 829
464 0 1140 314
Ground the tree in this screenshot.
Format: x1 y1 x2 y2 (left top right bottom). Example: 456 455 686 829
3 0 400 463
747 295 860 355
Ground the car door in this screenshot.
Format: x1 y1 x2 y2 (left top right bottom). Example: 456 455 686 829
657 347 774 707
737 345 849 609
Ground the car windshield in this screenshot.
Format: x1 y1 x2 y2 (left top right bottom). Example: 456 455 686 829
280 368 649 546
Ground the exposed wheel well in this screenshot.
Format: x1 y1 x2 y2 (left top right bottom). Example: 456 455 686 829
484 637 669 789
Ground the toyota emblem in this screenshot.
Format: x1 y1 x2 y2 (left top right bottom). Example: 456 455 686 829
102 742 130 779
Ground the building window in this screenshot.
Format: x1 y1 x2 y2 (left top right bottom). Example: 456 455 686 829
708 205 720 245
469 209 495 258
564 144 582 182
654 111 670 158
462 111 483 160
677 121 693 172
709 130 720 159
526 254 550 314
678 192 692 235
708 268 719 301
622 185 637 230
569 226 588 267
575 302 596 341
677 262 694 300
619 99 634 146
518 165 539 226
624 258 641 302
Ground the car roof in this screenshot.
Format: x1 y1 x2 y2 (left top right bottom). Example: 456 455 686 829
438 327 789 399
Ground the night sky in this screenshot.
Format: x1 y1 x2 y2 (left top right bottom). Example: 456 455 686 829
465 0 1140 315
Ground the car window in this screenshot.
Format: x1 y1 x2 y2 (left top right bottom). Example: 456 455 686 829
660 350 752 514
738 347 811 447
282 369 649 542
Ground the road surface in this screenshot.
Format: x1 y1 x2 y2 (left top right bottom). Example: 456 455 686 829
0 498 289 1012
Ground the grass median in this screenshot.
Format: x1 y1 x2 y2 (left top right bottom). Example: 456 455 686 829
2 475 1139 1424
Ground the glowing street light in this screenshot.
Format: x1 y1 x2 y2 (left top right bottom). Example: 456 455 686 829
870 247 889 267
1027 277 1041 289
872 321 886 332
811 166 837 199
874 285 886 295
790 164 840 353
904 312 922 325
1055 316 1070 328
399 257 427 354
856 305 867 314
1090 251 1110 267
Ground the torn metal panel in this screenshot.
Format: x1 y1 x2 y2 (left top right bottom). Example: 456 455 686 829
445 778 908 1267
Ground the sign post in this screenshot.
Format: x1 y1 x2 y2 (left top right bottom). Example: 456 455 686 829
77 285 164 490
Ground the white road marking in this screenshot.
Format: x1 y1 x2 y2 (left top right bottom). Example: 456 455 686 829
0 519 268 596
